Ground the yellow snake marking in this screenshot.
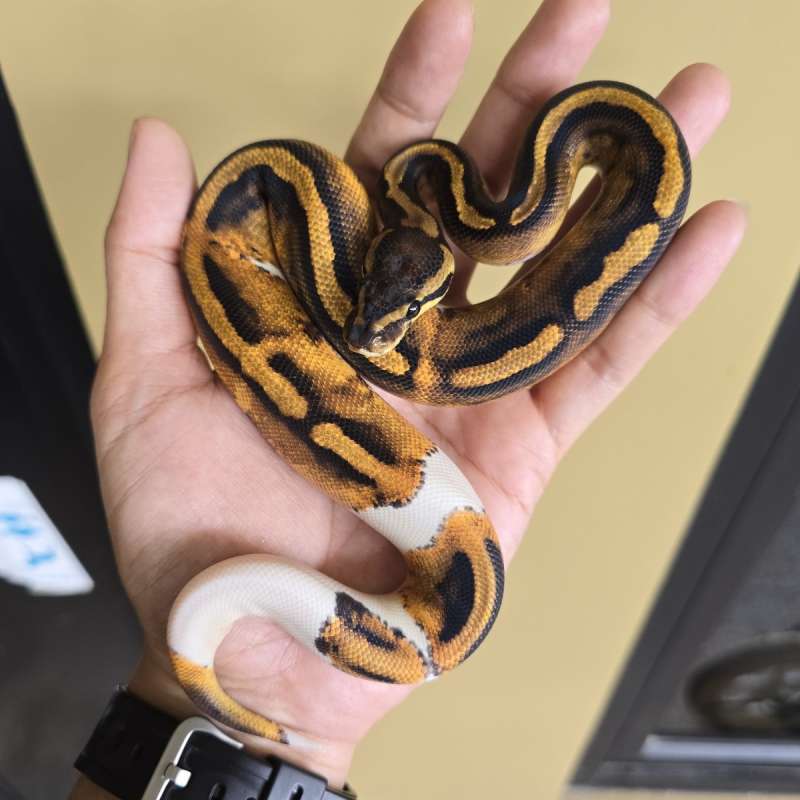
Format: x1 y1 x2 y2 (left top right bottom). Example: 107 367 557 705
402 509 501 672
208 204 278 266
398 311 441 398
316 597 428 683
363 229 391 274
413 355 440 397
422 250 452 301
451 323 564 389
573 223 660 321
372 306 409 331
506 137 596 255
311 422 406 487
267 150 352 326
171 652 287 742
385 143 496 233
241 347 309 419
418 246 455 316
383 154 439 238
220 145 357 329
368 348 412 376
511 86 684 226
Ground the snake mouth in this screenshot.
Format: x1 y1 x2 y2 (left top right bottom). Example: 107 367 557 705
353 347 386 359
347 336 393 359
344 313 403 358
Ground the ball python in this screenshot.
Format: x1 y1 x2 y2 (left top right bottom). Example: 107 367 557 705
169 80 690 746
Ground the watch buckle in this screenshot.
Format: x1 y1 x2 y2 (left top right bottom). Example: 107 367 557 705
141 716 243 800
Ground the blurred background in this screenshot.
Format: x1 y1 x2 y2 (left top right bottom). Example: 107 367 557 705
2 1 799 798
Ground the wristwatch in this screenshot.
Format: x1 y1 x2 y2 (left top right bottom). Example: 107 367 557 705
75 688 356 800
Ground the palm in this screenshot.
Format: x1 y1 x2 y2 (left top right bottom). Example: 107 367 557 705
91 0 746 784
93 303 549 747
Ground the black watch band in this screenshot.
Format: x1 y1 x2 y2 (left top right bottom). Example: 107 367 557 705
75 688 356 800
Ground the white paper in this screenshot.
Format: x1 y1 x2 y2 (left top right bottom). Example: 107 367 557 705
0 476 94 595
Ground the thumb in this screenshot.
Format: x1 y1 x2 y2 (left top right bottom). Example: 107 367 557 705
103 117 197 362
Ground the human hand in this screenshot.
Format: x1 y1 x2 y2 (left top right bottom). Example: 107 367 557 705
89 0 746 789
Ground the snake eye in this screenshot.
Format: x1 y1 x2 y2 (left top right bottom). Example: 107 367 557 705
406 301 421 319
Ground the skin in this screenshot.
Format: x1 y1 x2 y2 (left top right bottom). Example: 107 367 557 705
71 0 747 795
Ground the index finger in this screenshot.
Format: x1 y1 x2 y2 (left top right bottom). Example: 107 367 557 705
344 0 473 189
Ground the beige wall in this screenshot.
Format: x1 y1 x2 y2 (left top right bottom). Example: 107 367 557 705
3 1 798 797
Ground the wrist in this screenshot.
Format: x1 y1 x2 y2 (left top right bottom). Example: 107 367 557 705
72 680 357 799
128 651 356 790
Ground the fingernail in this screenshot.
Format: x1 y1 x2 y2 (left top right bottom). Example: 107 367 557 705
725 198 750 217
127 118 145 162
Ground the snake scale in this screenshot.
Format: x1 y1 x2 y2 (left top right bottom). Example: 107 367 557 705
169 81 691 746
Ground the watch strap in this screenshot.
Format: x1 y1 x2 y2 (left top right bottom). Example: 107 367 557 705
75 688 355 800
75 689 176 799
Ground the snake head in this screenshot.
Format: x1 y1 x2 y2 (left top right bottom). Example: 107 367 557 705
345 227 454 358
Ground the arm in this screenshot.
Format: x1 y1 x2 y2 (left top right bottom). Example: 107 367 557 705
72 0 745 793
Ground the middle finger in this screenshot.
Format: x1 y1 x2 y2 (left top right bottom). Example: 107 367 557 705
449 0 610 302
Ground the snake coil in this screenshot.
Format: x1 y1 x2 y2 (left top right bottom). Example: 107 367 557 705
169 81 690 746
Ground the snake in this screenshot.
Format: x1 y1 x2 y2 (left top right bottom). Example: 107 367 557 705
168 80 691 747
